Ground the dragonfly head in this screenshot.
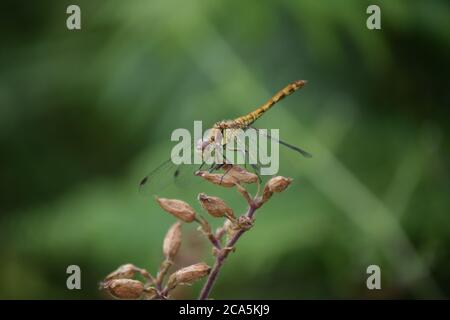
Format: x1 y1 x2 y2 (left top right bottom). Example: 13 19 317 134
197 138 210 151
196 128 220 152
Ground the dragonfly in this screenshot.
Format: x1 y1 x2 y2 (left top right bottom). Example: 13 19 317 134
139 80 311 194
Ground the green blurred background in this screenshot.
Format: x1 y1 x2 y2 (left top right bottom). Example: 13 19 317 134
0 0 449 299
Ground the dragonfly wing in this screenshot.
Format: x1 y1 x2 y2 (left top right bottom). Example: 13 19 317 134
251 126 312 158
139 143 202 195
139 159 180 195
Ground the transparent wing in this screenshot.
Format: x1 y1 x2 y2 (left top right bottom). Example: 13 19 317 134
139 159 178 195
139 143 202 196
251 126 312 158
226 128 262 176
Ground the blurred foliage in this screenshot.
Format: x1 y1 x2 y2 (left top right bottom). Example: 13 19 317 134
0 0 449 299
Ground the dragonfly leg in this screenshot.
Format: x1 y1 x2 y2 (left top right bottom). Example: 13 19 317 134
216 144 233 184
193 161 206 175
239 144 261 181
197 161 206 171
228 142 260 180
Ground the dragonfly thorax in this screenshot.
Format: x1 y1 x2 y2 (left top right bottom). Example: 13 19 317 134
213 120 245 130
210 120 247 146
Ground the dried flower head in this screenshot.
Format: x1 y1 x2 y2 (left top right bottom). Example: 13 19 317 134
166 262 211 290
267 176 293 193
104 263 138 281
222 165 258 184
104 278 144 299
197 193 236 220
261 176 293 204
163 222 182 261
156 197 196 222
195 171 238 187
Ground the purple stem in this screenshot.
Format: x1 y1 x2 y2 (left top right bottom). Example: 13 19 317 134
198 205 257 300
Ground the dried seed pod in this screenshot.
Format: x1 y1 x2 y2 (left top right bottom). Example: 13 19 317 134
197 193 236 220
261 186 273 204
105 278 144 299
194 171 238 187
166 263 211 290
156 197 196 222
163 222 182 260
267 176 293 193
224 165 258 184
104 264 138 281
261 176 293 204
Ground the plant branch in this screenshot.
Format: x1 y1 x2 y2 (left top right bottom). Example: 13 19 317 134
137 267 157 287
198 204 257 300
195 216 222 250
100 167 292 301
155 259 172 291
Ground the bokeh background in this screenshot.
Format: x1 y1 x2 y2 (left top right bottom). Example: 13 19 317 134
1 0 449 299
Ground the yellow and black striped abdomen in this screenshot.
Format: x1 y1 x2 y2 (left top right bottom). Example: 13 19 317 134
232 80 307 128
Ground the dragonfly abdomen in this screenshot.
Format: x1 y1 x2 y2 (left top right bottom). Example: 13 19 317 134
232 80 307 127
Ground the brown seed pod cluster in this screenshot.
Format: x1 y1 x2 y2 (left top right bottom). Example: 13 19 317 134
100 164 293 300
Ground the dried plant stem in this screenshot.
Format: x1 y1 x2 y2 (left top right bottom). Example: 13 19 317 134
155 259 172 291
207 233 222 250
215 225 227 240
198 204 257 300
138 268 157 287
195 216 222 250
